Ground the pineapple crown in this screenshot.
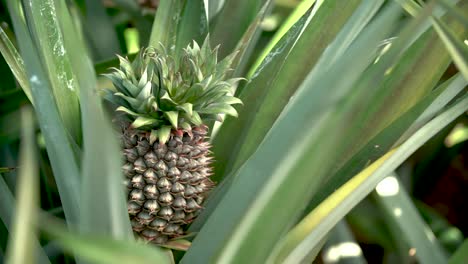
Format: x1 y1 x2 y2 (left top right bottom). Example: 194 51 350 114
104 38 243 143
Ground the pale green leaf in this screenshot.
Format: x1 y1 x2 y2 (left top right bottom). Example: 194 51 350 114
132 116 159 128
164 111 179 128
199 104 238 117
116 106 140 117
150 129 158 144
158 126 172 144
218 97 243 105
190 112 203 126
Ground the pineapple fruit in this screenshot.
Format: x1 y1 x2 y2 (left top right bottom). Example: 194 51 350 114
104 39 242 244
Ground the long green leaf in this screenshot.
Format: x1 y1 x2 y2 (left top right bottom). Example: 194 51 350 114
22 0 82 144
272 94 468 263
183 5 402 263
0 27 32 105
5 107 49 264
373 173 447 264
7 0 81 224
149 0 185 48
37 0 134 239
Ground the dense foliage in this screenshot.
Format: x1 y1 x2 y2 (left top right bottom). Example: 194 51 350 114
0 0 467 263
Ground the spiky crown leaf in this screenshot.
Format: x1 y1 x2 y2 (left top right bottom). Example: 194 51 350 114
104 39 243 143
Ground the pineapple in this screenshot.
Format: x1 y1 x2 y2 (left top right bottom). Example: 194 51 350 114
104 39 242 244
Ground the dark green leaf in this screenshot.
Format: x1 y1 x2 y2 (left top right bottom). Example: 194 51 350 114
210 0 265 58
83 0 121 60
0 27 33 104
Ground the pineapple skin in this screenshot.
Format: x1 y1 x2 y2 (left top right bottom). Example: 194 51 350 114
122 124 214 244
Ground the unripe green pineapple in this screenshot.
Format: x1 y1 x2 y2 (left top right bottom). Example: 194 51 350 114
104 39 242 244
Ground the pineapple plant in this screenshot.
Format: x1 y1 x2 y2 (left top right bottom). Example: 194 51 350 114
104 40 242 243
1 0 467 263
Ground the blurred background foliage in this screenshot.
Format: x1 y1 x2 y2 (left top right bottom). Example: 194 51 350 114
0 0 467 263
